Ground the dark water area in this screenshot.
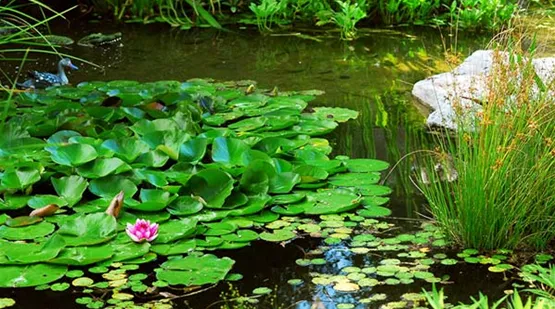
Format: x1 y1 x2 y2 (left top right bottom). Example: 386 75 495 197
0 21 511 309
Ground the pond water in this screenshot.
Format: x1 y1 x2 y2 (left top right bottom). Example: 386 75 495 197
0 23 512 309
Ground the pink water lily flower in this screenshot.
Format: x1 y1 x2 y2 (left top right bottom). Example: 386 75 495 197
126 219 159 243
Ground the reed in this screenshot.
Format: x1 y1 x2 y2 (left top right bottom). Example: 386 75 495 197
418 45 555 250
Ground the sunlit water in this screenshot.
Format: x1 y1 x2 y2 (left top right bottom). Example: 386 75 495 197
0 22 510 308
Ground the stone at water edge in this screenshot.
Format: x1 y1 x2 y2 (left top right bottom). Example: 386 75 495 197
411 50 555 130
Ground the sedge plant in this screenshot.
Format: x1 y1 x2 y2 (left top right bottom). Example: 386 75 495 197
417 46 555 250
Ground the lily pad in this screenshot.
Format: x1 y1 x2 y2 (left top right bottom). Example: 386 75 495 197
0 264 67 287
57 213 117 246
155 254 234 286
259 229 296 242
0 221 55 240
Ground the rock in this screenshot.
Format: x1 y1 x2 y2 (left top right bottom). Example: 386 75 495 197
412 50 555 130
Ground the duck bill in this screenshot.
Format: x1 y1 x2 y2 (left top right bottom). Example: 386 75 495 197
69 63 79 70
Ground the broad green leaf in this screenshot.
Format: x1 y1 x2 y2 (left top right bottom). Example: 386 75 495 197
154 219 197 244
101 139 150 163
0 264 67 287
150 239 196 256
1 167 41 190
240 161 274 196
179 138 208 164
127 189 174 212
48 144 98 167
49 244 114 266
76 158 130 179
155 254 234 286
52 176 89 207
89 176 138 199
328 173 381 186
312 107 359 122
27 195 68 209
343 159 390 172
0 221 55 240
0 234 65 264
211 137 249 166
110 242 151 262
57 213 117 246
167 196 203 216
260 229 296 242
188 169 234 208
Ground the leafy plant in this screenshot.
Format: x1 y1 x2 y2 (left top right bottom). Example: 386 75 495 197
0 77 392 309
317 0 367 39
249 0 288 31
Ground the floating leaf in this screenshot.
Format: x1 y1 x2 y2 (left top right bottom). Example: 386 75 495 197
155 254 234 286
259 229 296 242
49 244 114 266
0 264 67 287
48 144 98 167
57 213 117 246
0 221 55 240
189 169 234 208
252 287 272 295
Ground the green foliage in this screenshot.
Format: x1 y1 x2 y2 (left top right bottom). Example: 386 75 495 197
423 284 555 309
316 0 367 40
418 49 555 250
0 78 392 297
89 0 520 36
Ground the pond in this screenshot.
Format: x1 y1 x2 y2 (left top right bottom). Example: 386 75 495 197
0 22 520 309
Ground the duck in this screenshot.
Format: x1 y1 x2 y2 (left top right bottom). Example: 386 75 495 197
17 58 78 89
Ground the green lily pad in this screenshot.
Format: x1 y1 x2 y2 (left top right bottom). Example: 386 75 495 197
89 176 138 199
4 216 42 227
357 206 392 217
259 229 296 242
27 195 68 209
328 173 381 186
155 254 234 286
49 244 114 266
189 169 234 208
51 175 89 207
48 144 98 167
57 213 117 246
0 221 55 240
252 287 272 295
343 159 389 173
167 196 204 216
0 264 67 287
154 219 197 244
1 167 41 190
151 239 196 256
0 234 65 264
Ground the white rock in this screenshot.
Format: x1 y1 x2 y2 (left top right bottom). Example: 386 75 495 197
412 49 555 130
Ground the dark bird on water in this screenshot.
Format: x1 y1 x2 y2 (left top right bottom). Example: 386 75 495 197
17 58 78 89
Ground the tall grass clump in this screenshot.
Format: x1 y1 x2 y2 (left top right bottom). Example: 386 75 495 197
418 47 555 250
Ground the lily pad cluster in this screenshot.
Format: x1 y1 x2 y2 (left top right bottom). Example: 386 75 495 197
0 78 392 302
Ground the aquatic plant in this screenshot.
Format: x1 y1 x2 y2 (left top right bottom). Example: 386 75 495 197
423 284 555 309
126 219 159 242
249 0 288 31
0 78 392 307
316 0 367 40
418 48 555 250
87 0 520 36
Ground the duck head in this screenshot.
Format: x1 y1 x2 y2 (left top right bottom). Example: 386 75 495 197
60 58 79 70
